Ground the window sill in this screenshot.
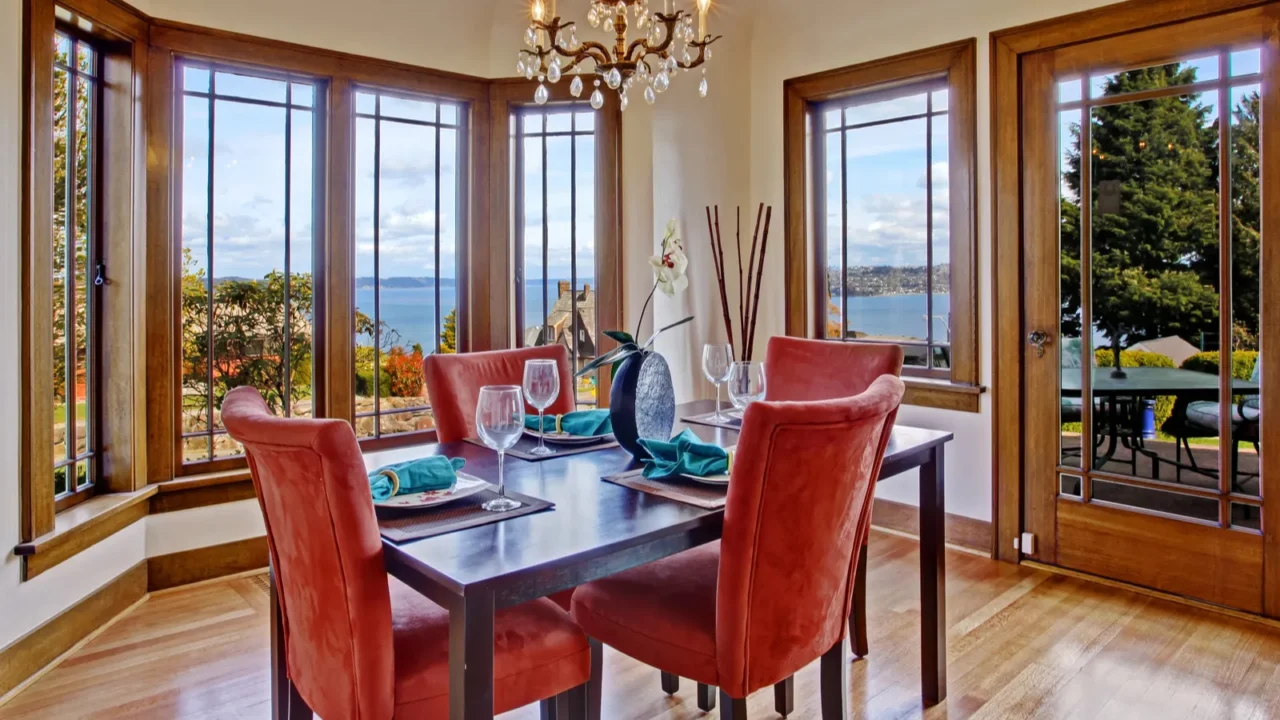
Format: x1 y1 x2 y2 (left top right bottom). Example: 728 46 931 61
902 377 986 413
13 487 157 581
150 469 256 514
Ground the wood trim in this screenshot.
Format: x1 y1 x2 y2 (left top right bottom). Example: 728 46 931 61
1261 14 1280 617
149 478 256 514
321 77 355 426
0 561 147 699
144 45 176 484
870 497 993 555
781 39 982 401
58 0 150 41
14 487 156 580
146 536 269 591
903 378 984 414
1056 500 1264 613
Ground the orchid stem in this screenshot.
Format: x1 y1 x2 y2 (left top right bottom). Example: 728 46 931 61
635 280 659 342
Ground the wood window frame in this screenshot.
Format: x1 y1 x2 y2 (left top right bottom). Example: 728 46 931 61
21 0 149 542
989 0 1280 616
486 79 623 405
144 21 493 473
783 39 982 413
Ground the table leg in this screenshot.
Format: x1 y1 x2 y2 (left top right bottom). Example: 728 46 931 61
270 568 288 720
850 541 869 658
450 590 496 720
919 446 947 706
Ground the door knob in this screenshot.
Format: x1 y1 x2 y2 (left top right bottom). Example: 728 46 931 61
1027 330 1052 358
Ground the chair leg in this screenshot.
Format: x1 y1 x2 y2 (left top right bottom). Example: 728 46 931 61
697 683 716 711
719 690 749 720
851 541 869 658
774 676 794 717
660 671 680 694
540 696 562 720
820 639 847 720
586 639 603 720
551 682 590 720
286 680 313 720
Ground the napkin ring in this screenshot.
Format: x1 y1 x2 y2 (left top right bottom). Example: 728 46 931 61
554 414 564 434
376 469 401 497
726 450 734 474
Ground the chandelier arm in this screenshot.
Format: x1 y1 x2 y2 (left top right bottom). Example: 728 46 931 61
627 11 683 62
676 35 723 70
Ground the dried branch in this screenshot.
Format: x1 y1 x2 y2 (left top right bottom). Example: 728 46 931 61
747 206 773 362
706 206 735 357
742 204 764 359
735 208 745 347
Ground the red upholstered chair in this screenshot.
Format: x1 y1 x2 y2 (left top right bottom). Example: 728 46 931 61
764 335 904 660
222 386 592 720
424 345 577 444
571 376 905 719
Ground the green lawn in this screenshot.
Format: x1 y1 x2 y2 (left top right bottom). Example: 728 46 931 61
1061 423 1254 450
53 402 87 424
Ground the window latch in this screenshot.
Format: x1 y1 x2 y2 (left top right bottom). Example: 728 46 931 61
94 263 106 287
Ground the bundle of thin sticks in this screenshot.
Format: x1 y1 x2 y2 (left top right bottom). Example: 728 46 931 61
705 203 772 361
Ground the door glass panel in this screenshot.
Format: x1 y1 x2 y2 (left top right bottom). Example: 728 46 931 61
1089 56 1218 99
1092 480 1219 522
1231 503 1261 531
1059 108 1085 469
1231 82 1262 498
1088 84 1222 505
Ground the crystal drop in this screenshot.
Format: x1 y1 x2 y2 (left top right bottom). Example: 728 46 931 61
665 56 678 73
603 16 613 31
547 60 562 83
637 60 649 78
654 70 670 93
525 26 537 47
699 75 708 97
620 92 629 111
535 83 550 105
638 12 647 28
517 58 527 75
682 49 692 65
570 75 584 97
615 0 625 11
525 63 535 80
644 85 656 105
605 67 623 89
588 5 599 26
706 47 713 60
590 88 605 110
569 29 578 48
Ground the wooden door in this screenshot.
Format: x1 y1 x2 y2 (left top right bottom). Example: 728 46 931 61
1022 6 1280 615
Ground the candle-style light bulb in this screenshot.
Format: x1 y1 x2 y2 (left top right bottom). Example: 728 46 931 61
532 0 545 21
695 0 709 39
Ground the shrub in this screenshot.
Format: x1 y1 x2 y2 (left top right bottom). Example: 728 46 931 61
1180 350 1258 380
383 346 425 398
1094 349 1175 430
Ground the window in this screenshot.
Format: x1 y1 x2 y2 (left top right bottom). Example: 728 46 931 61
513 106 600 407
784 40 980 409
51 28 103 506
353 90 462 439
817 83 951 376
177 63 319 465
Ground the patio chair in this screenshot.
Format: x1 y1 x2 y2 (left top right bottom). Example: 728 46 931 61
1161 360 1261 491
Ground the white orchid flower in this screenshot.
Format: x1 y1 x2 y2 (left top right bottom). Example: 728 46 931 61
649 220 689 296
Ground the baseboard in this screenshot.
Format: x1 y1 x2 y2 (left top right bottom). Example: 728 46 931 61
0 561 148 700
871 497 993 555
147 536 269 591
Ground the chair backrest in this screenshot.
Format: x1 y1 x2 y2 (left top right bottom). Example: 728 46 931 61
715 375 905 697
222 387 394 720
763 336 904 402
424 346 577 443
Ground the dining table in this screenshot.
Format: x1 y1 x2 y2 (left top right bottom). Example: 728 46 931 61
331 399 952 719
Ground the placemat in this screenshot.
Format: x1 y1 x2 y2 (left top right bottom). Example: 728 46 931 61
377 486 554 543
465 434 620 462
681 410 743 431
601 469 728 510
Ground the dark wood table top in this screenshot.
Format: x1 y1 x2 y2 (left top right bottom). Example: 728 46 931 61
1060 366 1259 396
372 399 952 604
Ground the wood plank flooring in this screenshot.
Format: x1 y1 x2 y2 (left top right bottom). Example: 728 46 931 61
4 530 1280 719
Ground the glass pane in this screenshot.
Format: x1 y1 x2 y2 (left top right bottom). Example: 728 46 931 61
843 118 930 353
354 116 377 437
380 95 436 123
53 62 69 473
1059 108 1084 468
72 75 91 461
1092 480 1218 523
1059 474 1082 498
180 94 211 453
75 41 94 74
523 134 546 344
214 71 287 103
544 133 573 361
824 108 841 130
183 65 210 93
1090 56 1219 99
440 103 459 126
930 115 951 369
1232 503 1261 531
523 112 544 134
844 91 927 126
439 126 459 356
54 463 69 496
931 89 949 113
824 130 842 339
213 433 244 460
574 111 594 132
380 409 432 437
289 108 315 418
574 132 597 407
290 83 314 108
1230 83 1261 498
182 436 209 465
547 111 572 133
1058 79 1082 104
355 91 376 115
1230 49 1261 78
54 33 71 66
1089 90 1221 482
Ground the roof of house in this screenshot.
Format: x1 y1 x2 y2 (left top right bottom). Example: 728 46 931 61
1131 335 1200 366
524 282 597 360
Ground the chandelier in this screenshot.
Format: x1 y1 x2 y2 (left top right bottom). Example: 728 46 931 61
516 0 721 111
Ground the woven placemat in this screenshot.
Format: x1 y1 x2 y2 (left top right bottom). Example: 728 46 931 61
465 434 620 462
377 487 554 543
681 411 743 432
601 470 727 510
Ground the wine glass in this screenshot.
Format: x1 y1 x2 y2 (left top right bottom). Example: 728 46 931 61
702 343 734 421
523 359 561 456
476 385 524 513
727 361 767 413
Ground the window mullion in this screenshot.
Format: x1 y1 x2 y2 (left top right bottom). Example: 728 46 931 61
63 45 79 491
925 93 935 370
283 83 293 418
372 98 382 437
205 72 217 462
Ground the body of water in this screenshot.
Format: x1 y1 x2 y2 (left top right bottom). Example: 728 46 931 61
833 293 952 342
355 279 590 351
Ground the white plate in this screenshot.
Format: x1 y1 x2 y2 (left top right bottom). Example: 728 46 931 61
374 473 489 509
679 445 735 486
523 428 614 446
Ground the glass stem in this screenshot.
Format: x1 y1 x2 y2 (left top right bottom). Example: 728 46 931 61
538 409 547 452
716 383 722 417
498 450 506 498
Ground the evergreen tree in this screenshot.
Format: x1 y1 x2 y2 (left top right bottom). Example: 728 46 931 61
440 308 459 354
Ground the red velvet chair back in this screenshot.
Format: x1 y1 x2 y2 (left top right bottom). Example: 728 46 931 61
715 375 905 697
424 346 577 443
763 336 904 402
222 387 394 720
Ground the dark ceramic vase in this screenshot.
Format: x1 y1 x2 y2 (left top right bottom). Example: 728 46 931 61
609 350 676 460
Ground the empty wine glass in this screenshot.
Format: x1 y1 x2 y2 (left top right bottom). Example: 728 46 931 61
702 343 734 421
727 361 767 413
524 359 561 456
476 385 524 513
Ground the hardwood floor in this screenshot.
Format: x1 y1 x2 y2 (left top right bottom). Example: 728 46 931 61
4 530 1280 719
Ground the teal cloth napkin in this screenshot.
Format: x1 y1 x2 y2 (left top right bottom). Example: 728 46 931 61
524 409 614 437
639 429 731 480
369 456 465 501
